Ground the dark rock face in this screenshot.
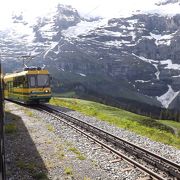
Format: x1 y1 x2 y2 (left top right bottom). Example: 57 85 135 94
169 92 180 110
2 4 180 110
32 4 82 42
54 4 81 30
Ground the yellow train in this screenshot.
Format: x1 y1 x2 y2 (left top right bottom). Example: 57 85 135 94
4 67 52 104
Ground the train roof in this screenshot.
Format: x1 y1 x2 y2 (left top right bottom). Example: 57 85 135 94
4 69 50 79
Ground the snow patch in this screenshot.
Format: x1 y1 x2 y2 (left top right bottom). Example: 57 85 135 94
135 80 151 83
40 22 57 39
160 59 180 70
157 85 179 108
78 73 86 77
132 53 158 63
43 41 59 58
127 19 138 24
62 19 108 38
7 23 35 43
150 32 176 46
132 53 160 79
105 40 123 47
172 75 180 77
129 31 136 41
153 64 160 80
150 2 180 17
100 29 123 37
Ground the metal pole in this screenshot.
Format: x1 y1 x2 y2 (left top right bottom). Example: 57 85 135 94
0 59 5 179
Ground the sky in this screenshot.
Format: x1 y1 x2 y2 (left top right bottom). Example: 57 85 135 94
0 0 179 28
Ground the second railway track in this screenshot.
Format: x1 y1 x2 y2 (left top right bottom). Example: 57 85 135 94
37 104 180 180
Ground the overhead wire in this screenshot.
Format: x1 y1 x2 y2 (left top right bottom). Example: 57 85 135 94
83 4 102 17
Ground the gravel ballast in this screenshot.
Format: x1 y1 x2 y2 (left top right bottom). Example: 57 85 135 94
5 102 180 179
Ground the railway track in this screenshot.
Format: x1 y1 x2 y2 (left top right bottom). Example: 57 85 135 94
37 104 180 180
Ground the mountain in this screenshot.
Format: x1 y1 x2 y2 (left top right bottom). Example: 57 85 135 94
1 2 180 114
156 0 180 6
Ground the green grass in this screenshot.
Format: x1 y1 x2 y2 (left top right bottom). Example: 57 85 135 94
50 98 180 149
57 151 65 160
16 160 36 171
46 124 55 132
16 160 27 169
5 123 17 134
68 147 86 160
17 161 48 179
77 154 86 160
84 177 91 180
5 112 20 134
32 172 48 180
160 120 180 137
64 167 73 176
24 110 34 117
52 91 77 98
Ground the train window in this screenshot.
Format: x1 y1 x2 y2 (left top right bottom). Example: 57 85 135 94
4 82 7 90
13 76 26 88
13 78 17 87
7 82 10 91
37 75 49 87
10 82 13 89
8 81 13 92
30 76 36 87
24 77 28 88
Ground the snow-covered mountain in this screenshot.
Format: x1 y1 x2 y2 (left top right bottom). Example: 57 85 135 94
156 0 179 6
1 2 180 112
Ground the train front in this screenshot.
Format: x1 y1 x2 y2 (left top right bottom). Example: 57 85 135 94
27 69 52 104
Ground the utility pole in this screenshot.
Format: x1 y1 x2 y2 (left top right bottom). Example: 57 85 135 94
0 58 5 179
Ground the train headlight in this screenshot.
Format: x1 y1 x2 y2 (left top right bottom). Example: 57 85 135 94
44 90 49 93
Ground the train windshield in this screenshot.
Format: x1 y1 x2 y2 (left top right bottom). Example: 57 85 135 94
37 75 50 87
30 76 36 87
29 74 50 88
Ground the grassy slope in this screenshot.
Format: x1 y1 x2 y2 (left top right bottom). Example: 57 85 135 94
160 120 180 137
50 98 180 149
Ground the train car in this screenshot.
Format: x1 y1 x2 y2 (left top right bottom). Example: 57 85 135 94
4 67 51 104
